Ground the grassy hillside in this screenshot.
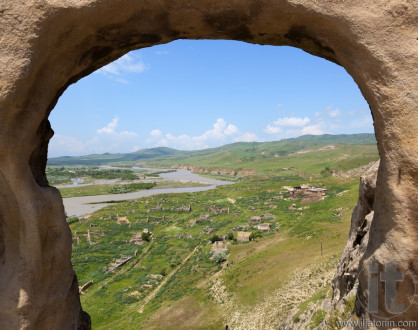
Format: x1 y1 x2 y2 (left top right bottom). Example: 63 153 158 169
70 174 360 328
58 134 378 328
48 134 377 171
145 142 378 175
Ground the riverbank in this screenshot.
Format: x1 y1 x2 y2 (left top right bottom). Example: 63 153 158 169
62 169 234 217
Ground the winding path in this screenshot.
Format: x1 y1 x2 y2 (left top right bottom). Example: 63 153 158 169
137 245 200 314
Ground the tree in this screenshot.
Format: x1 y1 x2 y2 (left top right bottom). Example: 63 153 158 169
226 232 234 240
249 230 262 241
210 234 221 243
141 232 151 242
214 251 227 264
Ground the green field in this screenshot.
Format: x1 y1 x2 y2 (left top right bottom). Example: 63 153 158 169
48 135 379 328
59 181 210 198
46 166 143 185
68 175 361 328
47 166 210 198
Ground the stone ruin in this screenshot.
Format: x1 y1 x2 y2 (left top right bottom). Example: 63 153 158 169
107 256 133 272
0 1 417 328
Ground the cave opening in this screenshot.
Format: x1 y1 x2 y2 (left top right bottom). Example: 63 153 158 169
47 39 376 328
2 2 416 328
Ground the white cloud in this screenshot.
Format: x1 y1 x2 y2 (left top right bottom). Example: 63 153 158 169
113 77 129 85
273 117 311 127
97 116 119 134
85 136 100 146
198 118 239 141
301 125 324 135
305 106 373 135
264 116 312 138
204 118 230 139
146 118 241 150
224 124 239 136
48 134 125 157
233 132 260 142
97 116 137 137
150 129 162 137
263 124 283 135
328 108 342 118
132 146 141 152
348 116 373 128
99 53 148 76
48 134 86 157
120 131 138 137
154 138 168 147
96 52 149 83
155 50 169 55
49 116 141 157
261 104 372 140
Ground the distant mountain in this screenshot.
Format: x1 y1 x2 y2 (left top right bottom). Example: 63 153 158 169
291 133 376 144
47 133 376 166
48 147 187 165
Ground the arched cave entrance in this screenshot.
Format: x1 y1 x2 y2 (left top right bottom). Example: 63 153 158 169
0 1 416 329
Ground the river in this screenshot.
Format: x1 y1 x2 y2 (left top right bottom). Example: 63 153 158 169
63 169 234 217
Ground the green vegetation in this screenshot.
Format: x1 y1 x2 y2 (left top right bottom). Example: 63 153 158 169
292 286 329 323
48 134 378 174
209 234 222 243
141 232 151 242
68 173 361 328
67 216 79 225
58 181 209 198
321 166 333 177
46 166 139 185
327 293 357 327
144 170 176 177
60 184 120 198
49 135 379 328
249 230 263 240
48 147 185 165
147 142 378 176
311 309 327 327
108 183 156 194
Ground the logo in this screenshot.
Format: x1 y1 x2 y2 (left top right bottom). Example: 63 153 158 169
357 260 416 319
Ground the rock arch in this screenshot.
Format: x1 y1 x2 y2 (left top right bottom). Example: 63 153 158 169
0 1 416 328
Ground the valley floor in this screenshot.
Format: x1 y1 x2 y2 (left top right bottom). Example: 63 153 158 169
69 173 359 329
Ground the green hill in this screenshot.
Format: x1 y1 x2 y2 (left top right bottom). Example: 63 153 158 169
48 147 187 165
48 134 377 171
141 134 378 176
56 133 379 328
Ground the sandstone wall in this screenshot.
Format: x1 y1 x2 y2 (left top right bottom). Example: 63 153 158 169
0 1 417 328
332 161 379 306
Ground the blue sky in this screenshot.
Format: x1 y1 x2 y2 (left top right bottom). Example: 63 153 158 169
48 40 373 157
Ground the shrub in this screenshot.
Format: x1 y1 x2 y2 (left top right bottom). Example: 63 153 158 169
141 232 151 242
213 251 228 264
249 230 262 241
320 167 333 177
94 286 107 297
311 309 327 327
67 217 79 225
108 182 156 194
226 232 234 240
210 234 222 243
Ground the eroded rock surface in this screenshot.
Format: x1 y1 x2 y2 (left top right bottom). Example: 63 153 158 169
332 161 379 306
0 1 417 328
